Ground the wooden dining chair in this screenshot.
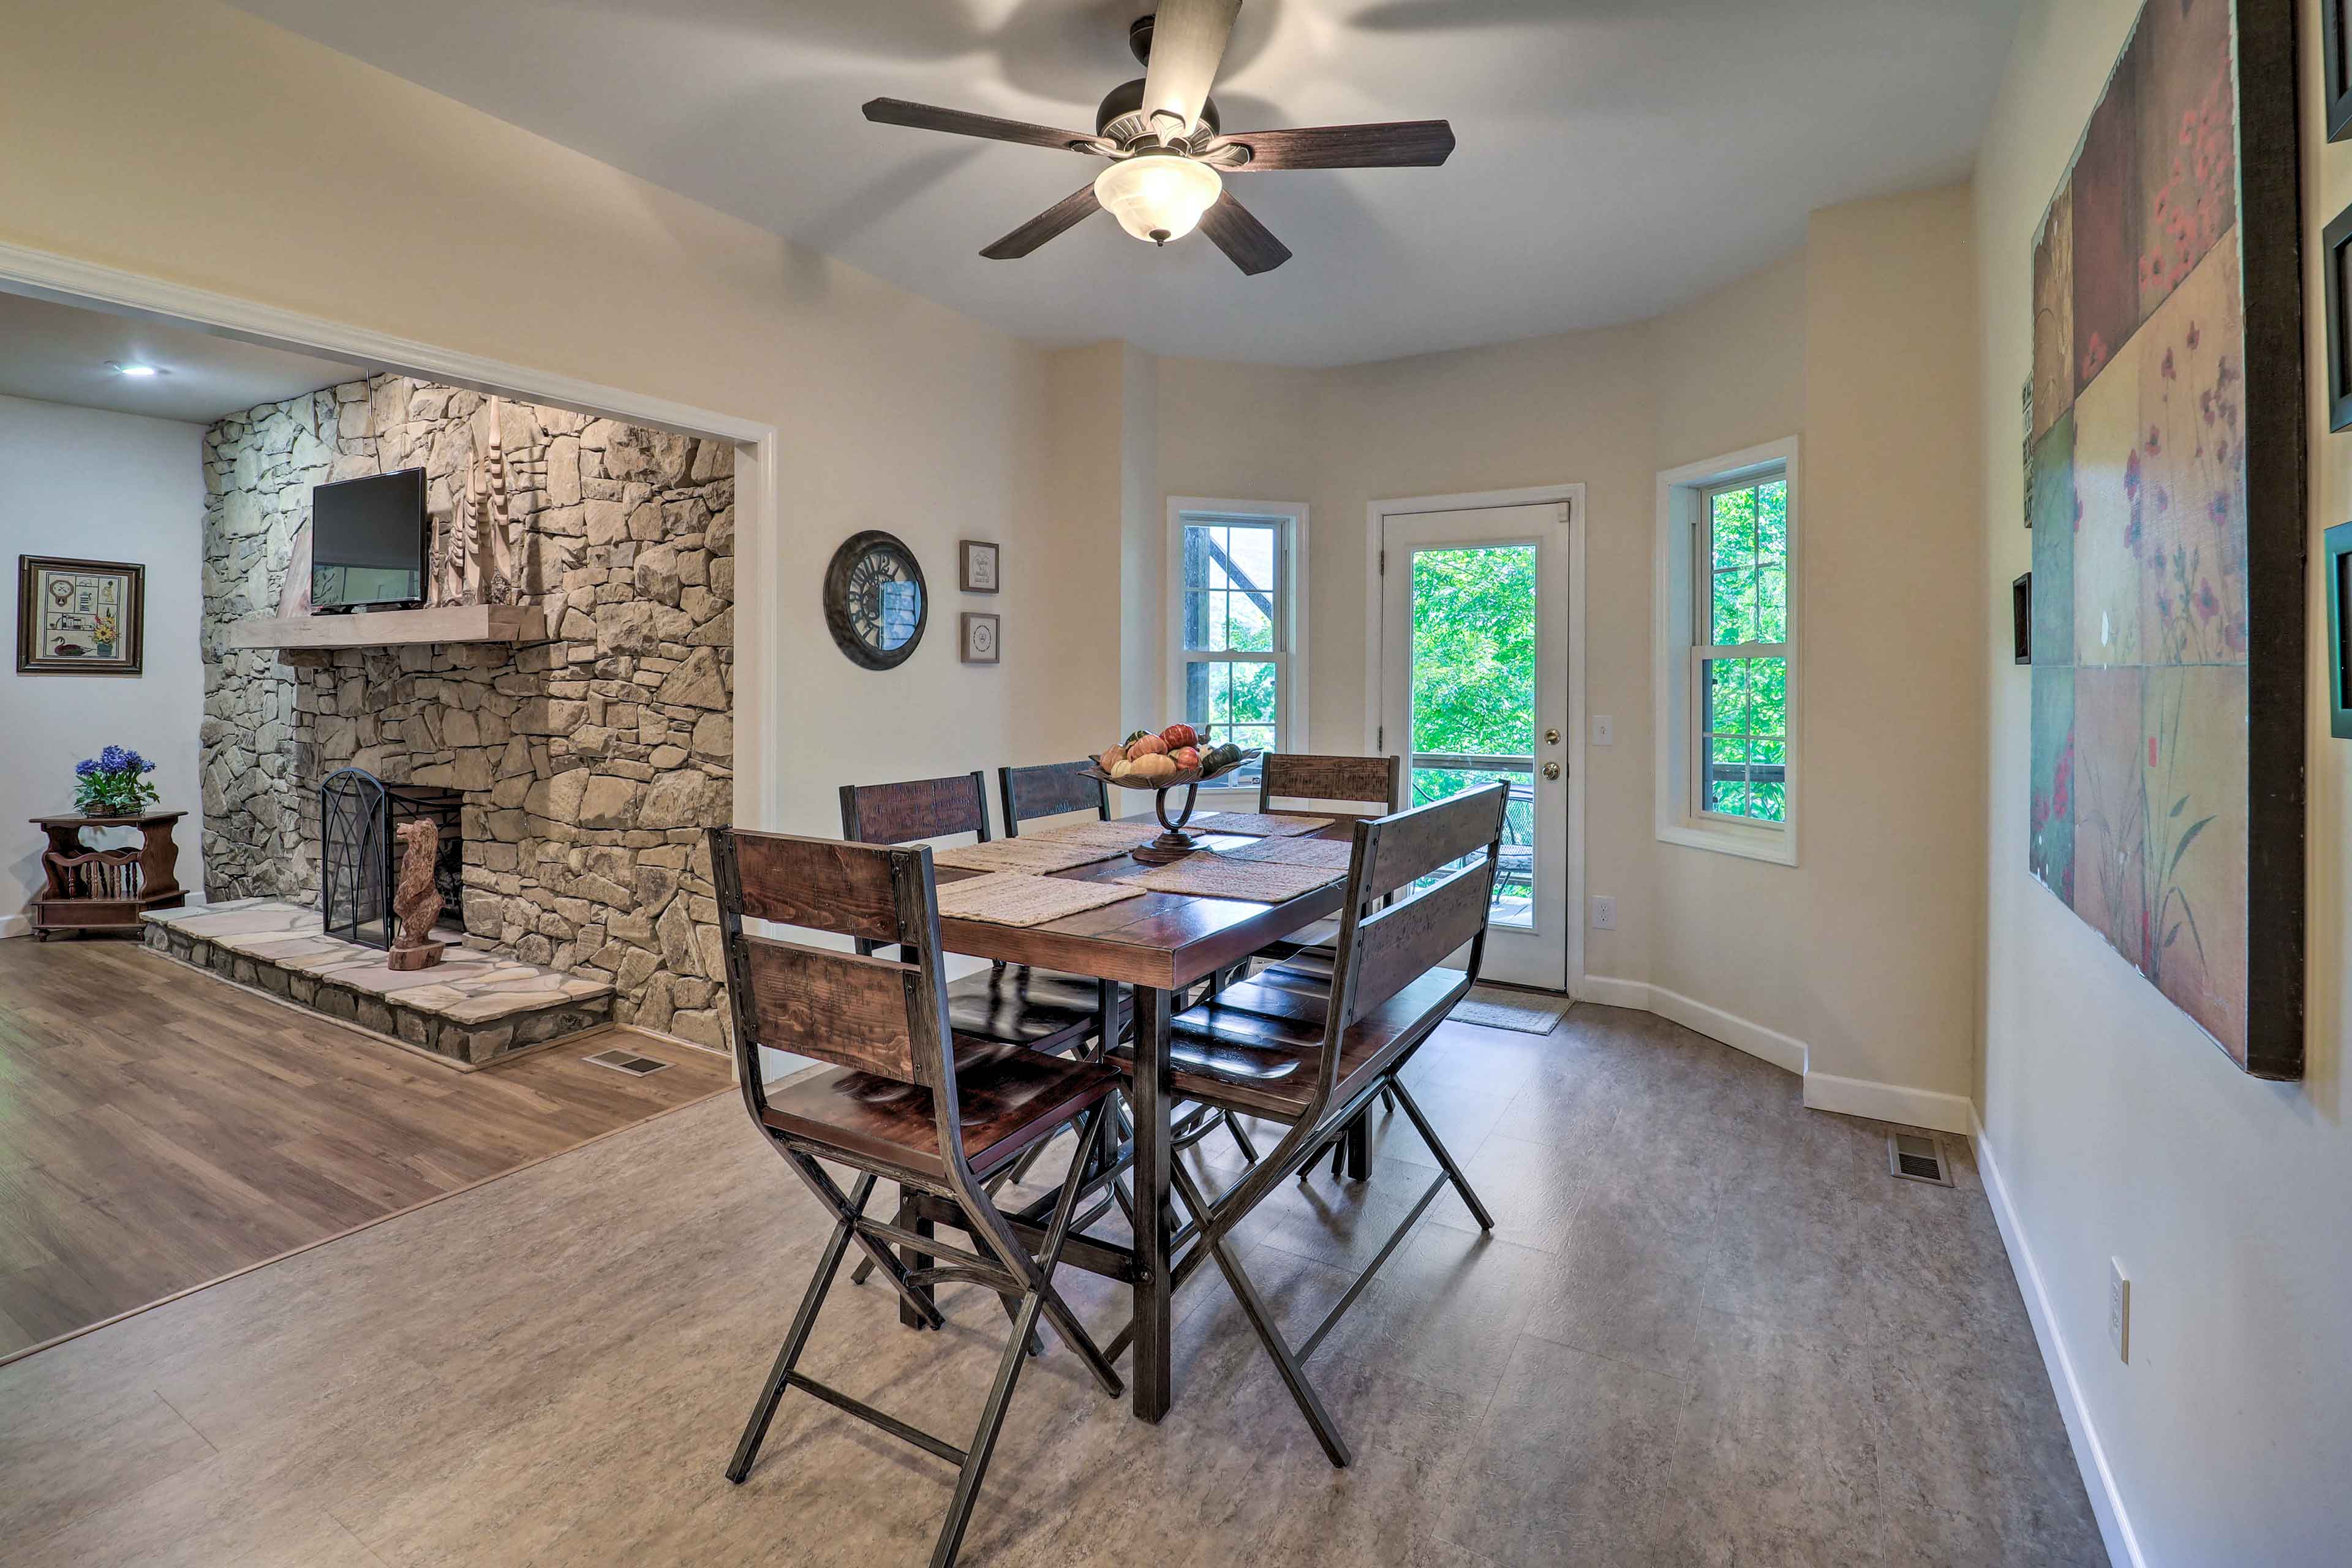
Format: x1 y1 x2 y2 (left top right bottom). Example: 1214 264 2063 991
1252 752 1409 1172
998 758 1110 834
710 827 1125 1568
1106 783 1507 1468
841 772 1114 1055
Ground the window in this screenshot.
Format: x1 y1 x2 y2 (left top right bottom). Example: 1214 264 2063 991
1654 440 1798 864
1694 477 1789 824
1167 500 1308 791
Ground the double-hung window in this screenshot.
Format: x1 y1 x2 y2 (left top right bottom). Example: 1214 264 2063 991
1167 500 1308 793
1694 476 1789 823
1654 440 1797 864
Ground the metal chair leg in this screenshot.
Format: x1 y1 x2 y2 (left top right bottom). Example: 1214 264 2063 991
1224 1109 1260 1165
728 1172 876 1482
929 1281 1045 1568
1389 1077 1494 1230
1169 1160 1351 1468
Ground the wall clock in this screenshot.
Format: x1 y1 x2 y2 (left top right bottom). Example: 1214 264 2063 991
824 530 927 669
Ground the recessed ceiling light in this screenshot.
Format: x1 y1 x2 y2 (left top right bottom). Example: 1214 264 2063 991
110 361 162 378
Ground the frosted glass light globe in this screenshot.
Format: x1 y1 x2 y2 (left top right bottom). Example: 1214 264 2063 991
1093 151 1223 246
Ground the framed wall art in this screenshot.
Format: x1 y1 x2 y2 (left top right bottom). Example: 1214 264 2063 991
17 555 145 675
2022 0 2305 1079
959 539 1001 594
960 611 1000 665
2324 200 2352 431
2324 0 2352 141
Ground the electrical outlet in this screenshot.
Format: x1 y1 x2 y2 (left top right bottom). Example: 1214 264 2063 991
1591 894 1617 930
2108 1259 2130 1363
1591 714 1615 746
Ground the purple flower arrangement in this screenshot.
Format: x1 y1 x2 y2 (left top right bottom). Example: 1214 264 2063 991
72 744 160 816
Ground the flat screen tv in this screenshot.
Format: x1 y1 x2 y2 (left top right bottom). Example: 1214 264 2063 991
311 469 428 612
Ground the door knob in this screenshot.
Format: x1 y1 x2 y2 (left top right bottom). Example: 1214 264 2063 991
1542 761 1561 780
1544 728 1561 745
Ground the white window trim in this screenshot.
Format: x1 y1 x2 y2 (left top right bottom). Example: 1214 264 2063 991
1165 497 1310 805
1654 438 1800 867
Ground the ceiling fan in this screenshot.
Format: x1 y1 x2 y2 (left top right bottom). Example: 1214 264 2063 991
862 0 1455 276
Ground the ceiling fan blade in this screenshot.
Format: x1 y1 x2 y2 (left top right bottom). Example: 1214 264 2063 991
1214 121 1456 170
863 97 1104 154
1141 0 1242 140
1197 190 1291 275
981 184 1103 259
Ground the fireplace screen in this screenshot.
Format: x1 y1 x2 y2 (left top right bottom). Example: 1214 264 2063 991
319 767 464 949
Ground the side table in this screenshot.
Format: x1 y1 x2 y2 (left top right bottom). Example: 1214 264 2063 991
27 809 187 938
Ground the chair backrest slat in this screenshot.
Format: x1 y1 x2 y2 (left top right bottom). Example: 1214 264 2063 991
737 937 929 1086
840 772 990 846
1000 760 1109 835
1346 858 1497 1022
1357 786 1508 903
1259 753 1401 813
731 831 905 943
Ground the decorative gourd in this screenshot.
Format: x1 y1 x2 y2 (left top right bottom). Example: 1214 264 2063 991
1170 745 1202 770
1129 752 1179 781
1159 723 1199 749
1125 733 1169 759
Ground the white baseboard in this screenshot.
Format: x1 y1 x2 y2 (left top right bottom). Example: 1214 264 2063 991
0 914 28 939
1972 1109 2144 1568
1801 1070 1973 1135
1577 973 1972 1133
1575 973 1807 1076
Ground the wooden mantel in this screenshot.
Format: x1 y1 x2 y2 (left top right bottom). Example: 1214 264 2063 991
226 603 548 651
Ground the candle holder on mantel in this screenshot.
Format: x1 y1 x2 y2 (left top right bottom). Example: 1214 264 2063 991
1084 750 1260 865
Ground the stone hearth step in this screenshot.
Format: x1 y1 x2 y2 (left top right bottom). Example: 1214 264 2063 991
143 898 613 1067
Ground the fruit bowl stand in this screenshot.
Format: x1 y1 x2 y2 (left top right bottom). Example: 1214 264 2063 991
1084 751 1261 865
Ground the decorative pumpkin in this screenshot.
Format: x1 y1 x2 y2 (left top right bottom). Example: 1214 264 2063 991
1110 758 1137 779
1130 752 1179 781
1170 746 1202 770
1097 747 1125 773
1125 733 1169 759
1159 723 1199 749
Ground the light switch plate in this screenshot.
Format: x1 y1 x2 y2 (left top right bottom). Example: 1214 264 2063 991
1591 714 1615 746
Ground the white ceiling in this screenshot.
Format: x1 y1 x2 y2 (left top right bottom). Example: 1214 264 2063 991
228 0 2021 368
0 290 362 424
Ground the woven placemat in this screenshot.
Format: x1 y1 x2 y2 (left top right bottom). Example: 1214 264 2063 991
1218 834 1356 869
1021 818 1164 850
935 872 1146 927
1117 854 1343 904
1188 811 1333 839
933 837 1126 874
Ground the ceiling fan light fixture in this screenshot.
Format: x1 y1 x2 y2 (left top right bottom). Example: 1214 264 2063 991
1093 149 1221 247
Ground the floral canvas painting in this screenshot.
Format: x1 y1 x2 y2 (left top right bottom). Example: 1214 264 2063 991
2026 0 2302 1076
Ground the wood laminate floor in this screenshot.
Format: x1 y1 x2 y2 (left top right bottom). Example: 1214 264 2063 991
0 935 732 1359
0 1001 2106 1566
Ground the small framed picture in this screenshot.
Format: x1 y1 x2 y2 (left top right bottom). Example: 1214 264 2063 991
17 555 145 675
959 539 1000 594
2011 572 2032 665
2328 202 2352 431
960 611 1000 665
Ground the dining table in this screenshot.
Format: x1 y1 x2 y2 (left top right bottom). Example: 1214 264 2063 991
924 812 1363 1424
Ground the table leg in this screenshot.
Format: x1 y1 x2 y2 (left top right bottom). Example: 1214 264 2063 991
1129 984 1173 1422
1345 1112 1370 1181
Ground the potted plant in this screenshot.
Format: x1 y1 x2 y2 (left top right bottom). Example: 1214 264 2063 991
73 745 160 817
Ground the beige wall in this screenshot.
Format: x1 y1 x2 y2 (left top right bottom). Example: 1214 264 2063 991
1973 0 2352 1561
0 0 1104 846
1112 198 1983 1112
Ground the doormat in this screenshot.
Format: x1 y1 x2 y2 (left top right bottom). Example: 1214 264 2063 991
1452 985 1570 1036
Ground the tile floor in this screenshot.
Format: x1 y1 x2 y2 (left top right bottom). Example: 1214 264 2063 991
0 1005 2106 1566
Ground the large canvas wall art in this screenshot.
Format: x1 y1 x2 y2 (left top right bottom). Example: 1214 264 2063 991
2024 0 2304 1077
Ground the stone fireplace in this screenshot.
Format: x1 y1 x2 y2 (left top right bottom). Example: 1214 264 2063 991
198 375 736 1047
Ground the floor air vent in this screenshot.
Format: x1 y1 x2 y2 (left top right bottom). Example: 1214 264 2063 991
586 1049 671 1077
1887 1132 1953 1187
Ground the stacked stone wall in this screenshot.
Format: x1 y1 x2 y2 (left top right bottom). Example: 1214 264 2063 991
200 375 735 1042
